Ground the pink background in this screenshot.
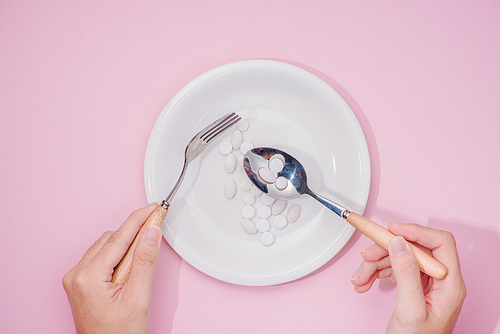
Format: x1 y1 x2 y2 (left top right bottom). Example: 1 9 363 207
1 1 499 333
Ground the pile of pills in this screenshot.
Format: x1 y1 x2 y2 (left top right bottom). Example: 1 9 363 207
218 117 301 247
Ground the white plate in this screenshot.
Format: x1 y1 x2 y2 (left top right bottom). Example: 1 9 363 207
144 60 370 286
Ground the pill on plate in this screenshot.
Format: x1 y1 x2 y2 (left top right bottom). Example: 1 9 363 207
256 218 271 232
240 178 252 191
260 193 275 205
275 176 288 190
240 219 257 234
257 205 271 218
241 205 255 219
250 185 262 197
224 153 236 173
258 168 276 184
242 193 255 205
239 141 254 155
287 204 301 223
272 200 287 215
273 215 287 229
224 179 236 199
237 119 249 131
269 158 284 173
260 232 275 246
231 130 243 149
218 141 233 155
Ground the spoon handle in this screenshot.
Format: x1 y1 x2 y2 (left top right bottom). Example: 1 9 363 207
346 212 448 280
111 204 168 285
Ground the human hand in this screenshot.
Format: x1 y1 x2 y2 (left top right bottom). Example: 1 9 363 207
63 203 162 334
350 222 466 334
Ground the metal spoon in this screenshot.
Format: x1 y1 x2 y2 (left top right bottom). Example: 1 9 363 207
243 147 448 280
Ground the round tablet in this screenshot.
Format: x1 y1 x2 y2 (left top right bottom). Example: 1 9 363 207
260 193 275 205
240 219 257 234
257 205 271 219
258 168 276 184
231 130 243 149
250 185 262 197
236 119 249 131
241 205 255 219
272 200 287 215
275 176 288 190
287 204 301 223
256 218 271 232
224 179 236 199
242 193 255 205
240 178 252 191
260 232 275 246
239 141 254 155
224 153 236 173
218 141 233 155
273 215 287 229
269 158 284 173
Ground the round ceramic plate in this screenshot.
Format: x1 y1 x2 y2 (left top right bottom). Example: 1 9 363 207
144 60 370 286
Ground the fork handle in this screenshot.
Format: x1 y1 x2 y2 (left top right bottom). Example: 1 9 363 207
111 204 168 285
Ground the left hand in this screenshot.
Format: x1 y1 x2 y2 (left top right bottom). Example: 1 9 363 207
63 203 162 334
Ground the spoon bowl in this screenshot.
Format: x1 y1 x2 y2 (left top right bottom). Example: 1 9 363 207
244 147 448 280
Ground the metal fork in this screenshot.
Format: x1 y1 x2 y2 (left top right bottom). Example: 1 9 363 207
112 111 241 284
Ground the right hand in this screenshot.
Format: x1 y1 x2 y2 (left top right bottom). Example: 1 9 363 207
350 222 467 334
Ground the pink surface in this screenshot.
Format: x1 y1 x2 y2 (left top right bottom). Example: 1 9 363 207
1 1 499 333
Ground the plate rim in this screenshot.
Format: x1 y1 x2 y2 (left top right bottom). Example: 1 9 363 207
144 59 371 286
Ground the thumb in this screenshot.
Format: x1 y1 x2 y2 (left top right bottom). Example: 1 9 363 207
389 236 426 315
125 225 162 305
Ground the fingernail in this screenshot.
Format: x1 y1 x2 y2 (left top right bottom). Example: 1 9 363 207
147 202 159 208
360 244 374 253
351 266 361 281
145 226 162 245
390 236 407 257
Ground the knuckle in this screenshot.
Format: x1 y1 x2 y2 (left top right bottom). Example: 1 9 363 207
135 249 157 267
397 260 420 278
106 229 124 244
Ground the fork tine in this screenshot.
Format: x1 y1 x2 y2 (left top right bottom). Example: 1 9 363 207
200 112 241 143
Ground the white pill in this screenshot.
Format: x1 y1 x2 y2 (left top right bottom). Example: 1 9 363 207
241 205 256 219
218 141 233 155
238 154 245 170
260 193 275 205
287 204 301 223
256 218 271 232
260 232 275 246
273 215 287 229
250 185 262 197
224 179 237 199
242 193 255 205
240 178 252 191
272 200 287 215
240 219 257 234
275 176 288 190
231 130 243 149
237 119 249 131
240 141 254 155
269 158 284 173
258 168 276 184
257 205 272 218
224 153 236 173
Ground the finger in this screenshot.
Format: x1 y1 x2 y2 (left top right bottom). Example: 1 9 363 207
351 256 391 288
389 236 427 316
388 221 460 272
360 243 389 262
123 225 162 309
87 203 158 277
74 231 114 271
